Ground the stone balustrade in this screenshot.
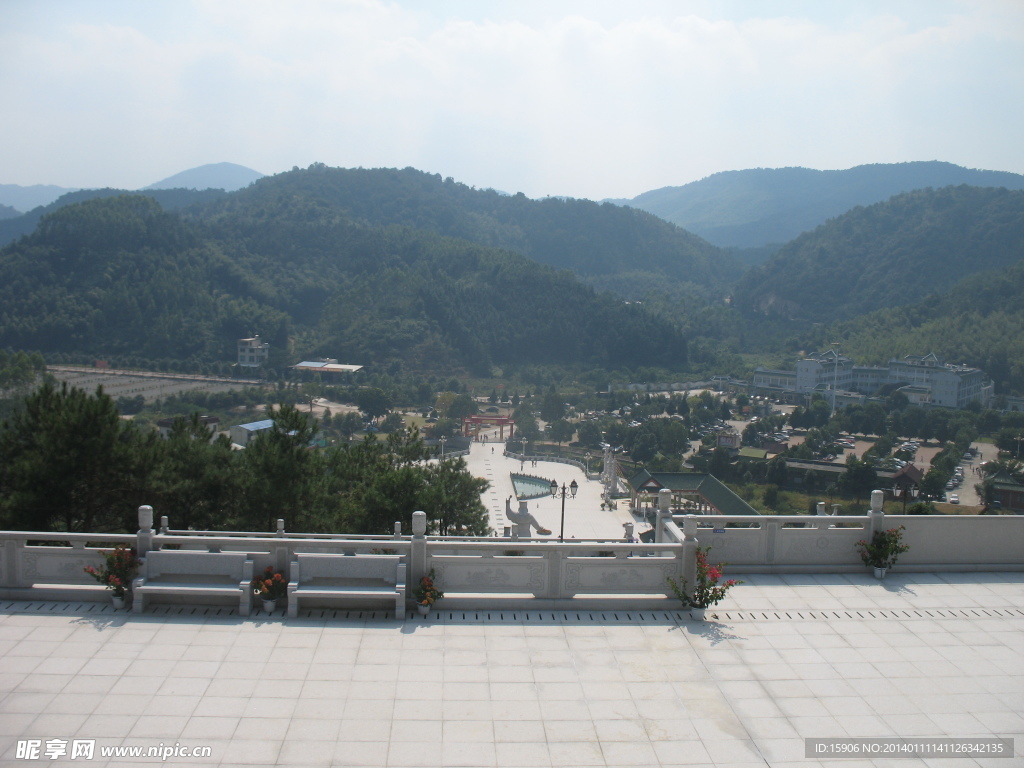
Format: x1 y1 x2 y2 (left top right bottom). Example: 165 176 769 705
1 490 1022 608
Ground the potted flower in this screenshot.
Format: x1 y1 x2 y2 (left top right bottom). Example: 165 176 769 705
413 569 444 616
84 544 138 609
856 526 909 578
667 546 742 620
252 566 287 613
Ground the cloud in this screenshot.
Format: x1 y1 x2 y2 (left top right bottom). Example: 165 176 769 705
0 0 1021 197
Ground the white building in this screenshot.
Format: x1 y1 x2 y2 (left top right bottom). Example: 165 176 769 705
887 353 991 409
754 351 992 410
238 336 270 368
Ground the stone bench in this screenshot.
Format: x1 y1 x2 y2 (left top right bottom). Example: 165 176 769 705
287 553 405 618
132 550 254 615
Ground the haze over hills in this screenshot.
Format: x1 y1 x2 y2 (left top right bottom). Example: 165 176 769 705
193 165 738 299
0 183 82 214
608 161 1024 250
0 188 228 246
0 188 689 376
0 163 264 213
142 162 264 192
734 185 1024 323
1 161 1023 392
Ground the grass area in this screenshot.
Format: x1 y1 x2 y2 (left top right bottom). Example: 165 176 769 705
728 483 909 516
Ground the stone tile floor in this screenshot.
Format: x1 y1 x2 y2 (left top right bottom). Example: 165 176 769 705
1 572 1021 767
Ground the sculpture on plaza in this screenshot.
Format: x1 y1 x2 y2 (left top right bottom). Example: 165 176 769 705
505 496 551 536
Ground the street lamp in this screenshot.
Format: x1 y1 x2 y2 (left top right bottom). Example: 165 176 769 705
893 484 919 514
550 478 578 542
520 437 528 467
584 452 592 476
439 435 447 459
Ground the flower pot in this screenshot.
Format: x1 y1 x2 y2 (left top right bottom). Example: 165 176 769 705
417 604 430 616
689 607 707 621
873 567 887 579
111 595 126 610
262 598 277 614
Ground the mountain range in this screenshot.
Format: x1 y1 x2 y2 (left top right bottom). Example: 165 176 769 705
1 160 1022 392
0 180 690 377
608 161 1024 250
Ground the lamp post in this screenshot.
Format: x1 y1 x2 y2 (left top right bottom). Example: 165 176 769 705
520 437 528 468
550 478 578 542
893 484 919 514
439 435 447 459
1016 434 1023 461
830 342 841 419
584 452 592 476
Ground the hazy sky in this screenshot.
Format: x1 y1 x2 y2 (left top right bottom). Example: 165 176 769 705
3 0 1022 199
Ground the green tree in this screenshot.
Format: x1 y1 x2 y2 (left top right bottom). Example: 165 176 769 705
549 419 575 446
447 393 478 421
418 458 490 536
575 420 602 448
540 390 566 423
237 404 325 531
839 455 877 500
630 431 659 464
0 382 158 532
151 414 239 531
356 388 392 420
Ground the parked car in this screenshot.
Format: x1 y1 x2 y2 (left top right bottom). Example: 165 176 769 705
949 493 960 504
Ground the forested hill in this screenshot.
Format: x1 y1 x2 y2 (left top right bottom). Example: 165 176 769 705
0 187 228 246
609 161 1024 249
733 185 1024 322
0 194 690 376
821 260 1024 395
191 164 736 298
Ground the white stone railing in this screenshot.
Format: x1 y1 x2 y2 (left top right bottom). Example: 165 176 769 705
425 540 682 604
1 490 1022 607
0 531 136 591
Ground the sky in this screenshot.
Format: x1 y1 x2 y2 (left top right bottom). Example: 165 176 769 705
2 0 1023 200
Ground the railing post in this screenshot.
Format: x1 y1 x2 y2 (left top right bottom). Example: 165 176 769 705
159 516 168 535
275 519 287 572
655 489 673 543
393 521 402 541
411 511 427 594
681 514 698 596
137 505 155 556
765 519 779 565
868 489 885 537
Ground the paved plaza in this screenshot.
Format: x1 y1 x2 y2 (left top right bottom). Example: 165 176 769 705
1 572 1021 767
462 440 639 540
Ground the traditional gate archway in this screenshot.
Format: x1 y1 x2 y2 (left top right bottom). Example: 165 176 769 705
462 415 515 440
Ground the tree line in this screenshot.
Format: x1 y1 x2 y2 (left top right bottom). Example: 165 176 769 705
0 382 489 536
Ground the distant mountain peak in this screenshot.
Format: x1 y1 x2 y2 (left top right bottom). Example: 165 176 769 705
142 162 264 192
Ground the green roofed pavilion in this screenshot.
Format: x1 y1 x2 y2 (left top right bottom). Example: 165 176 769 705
626 469 760 516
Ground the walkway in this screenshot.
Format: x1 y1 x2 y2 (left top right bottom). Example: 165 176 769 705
1 573 1021 766
461 440 639 540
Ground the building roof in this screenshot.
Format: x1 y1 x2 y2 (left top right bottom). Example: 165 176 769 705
236 419 274 432
626 469 760 515
292 361 364 373
990 469 1024 491
738 446 769 460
